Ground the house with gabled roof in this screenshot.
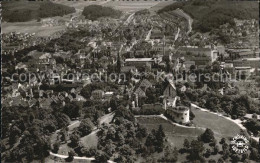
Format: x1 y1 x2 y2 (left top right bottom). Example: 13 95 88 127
163 80 176 99
132 79 153 98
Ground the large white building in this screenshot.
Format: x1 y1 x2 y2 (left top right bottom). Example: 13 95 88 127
165 106 190 124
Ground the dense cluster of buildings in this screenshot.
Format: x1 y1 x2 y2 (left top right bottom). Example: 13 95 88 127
2 7 260 126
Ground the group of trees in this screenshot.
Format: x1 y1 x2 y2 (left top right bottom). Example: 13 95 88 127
82 5 122 21
181 128 217 161
145 125 166 153
2 1 75 22
181 128 260 162
244 118 260 136
181 87 259 119
93 106 169 162
158 0 258 33
2 103 71 162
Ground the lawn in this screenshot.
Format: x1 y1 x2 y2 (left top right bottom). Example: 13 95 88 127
136 117 204 149
136 116 233 162
191 107 241 138
80 130 98 149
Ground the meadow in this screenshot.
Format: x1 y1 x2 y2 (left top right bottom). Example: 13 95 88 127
103 1 161 12
136 117 205 148
2 21 66 37
191 107 242 138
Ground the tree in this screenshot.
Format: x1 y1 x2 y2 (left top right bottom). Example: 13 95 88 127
114 106 135 122
250 148 260 161
213 145 219 155
9 125 21 145
162 146 178 162
252 113 257 119
136 124 147 139
69 133 80 147
222 143 229 152
60 128 68 143
63 102 82 119
204 148 211 158
208 159 216 163
66 150 75 162
218 158 224 163
220 138 226 144
78 118 94 137
189 140 204 161
155 125 165 152
241 153 249 162
145 87 156 104
117 51 121 73
95 151 109 163
230 154 241 162
183 138 190 150
110 96 118 111
199 128 215 143
52 142 60 153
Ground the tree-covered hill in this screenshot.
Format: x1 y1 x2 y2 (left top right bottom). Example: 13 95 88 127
2 1 75 22
82 5 122 21
158 0 259 33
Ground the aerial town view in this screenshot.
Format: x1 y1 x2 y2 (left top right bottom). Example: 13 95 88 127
1 0 260 162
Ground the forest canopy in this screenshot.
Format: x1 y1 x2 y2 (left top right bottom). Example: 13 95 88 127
2 1 75 22
158 0 259 33
82 5 122 21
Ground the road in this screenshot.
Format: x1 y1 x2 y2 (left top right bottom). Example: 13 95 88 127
175 27 180 41
145 27 153 41
124 13 135 26
175 8 193 34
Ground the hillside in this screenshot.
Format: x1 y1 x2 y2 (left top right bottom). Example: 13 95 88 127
82 5 122 21
158 0 259 33
2 1 75 22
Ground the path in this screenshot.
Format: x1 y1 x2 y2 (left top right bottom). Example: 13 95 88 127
191 103 259 142
145 27 153 41
50 151 95 160
175 27 180 41
124 13 135 26
175 8 193 34
135 114 227 137
135 114 201 129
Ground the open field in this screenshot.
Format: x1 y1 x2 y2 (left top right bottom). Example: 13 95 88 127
2 21 66 37
53 0 110 11
149 1 175 13
136 117 204 148
191 107 241 138
2 1 75 22
103 1 161 12
80 130 98 149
